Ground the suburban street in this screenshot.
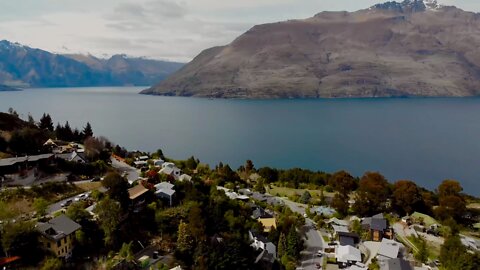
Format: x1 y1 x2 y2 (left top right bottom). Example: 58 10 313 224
110 157 140 184
279 198 326 270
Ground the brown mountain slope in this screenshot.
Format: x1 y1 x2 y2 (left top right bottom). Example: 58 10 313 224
142 1 480 98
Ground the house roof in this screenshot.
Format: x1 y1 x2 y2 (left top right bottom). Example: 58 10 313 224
336 245 362 263
339 235 355 247
258 218 277 229
179 174 192 182
328 217 349 227
378 239 401 259
155 182 175 197
362 215 387 231
251 230 269 244
0 154 53 167
252 208 273 219
381 258 413 270
128 184 149 200
332 225 350 234
37 215 81 241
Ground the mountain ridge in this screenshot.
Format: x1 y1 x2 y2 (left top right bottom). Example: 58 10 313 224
142 1 480 99
0 40 184 88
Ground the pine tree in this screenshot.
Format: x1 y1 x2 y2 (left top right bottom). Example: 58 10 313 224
27 113 35 125
287 226 300 258
39 113 54 131
278 233 287 258
82 122 93 139
63 121 73 141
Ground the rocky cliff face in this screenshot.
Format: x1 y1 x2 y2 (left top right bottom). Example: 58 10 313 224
143 0 480 98
0 40 184 88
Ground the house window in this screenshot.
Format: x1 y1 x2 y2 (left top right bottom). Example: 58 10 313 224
64 238 67 244
57 241 61 247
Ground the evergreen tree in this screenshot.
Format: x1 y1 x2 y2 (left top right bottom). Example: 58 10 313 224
286 226 301 259
63 121 73 141
82 122 93 139
27 113 35 125
278 233 287 258
39 113 54 131
299 191 312 204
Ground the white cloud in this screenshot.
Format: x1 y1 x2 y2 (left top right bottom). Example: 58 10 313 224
0 0 478 62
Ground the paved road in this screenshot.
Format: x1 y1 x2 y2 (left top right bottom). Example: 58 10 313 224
280 198 326 270
111 157 140 184
47 191 89 214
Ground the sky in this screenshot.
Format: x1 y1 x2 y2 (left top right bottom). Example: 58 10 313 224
0 0 478 62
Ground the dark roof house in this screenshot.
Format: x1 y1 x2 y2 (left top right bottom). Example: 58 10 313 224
37 215 81 241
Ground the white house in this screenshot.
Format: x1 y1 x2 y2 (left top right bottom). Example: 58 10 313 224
336 245 362 267
249 231 276 263
155 182 175 206
159 162 181 179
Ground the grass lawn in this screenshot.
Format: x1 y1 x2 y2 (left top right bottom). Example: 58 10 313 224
411 212 439 227
75 181 102 191
266 185 335 199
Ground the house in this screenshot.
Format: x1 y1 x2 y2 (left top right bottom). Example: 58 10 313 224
178 174 192 182
337 232 360 247
362 214 391 241
37 215 81 258
376 239 404 263
56 151 87 163
328 218 350 236
252 207 273 219
155 182 175 206
133 160 148 168
335 245 362 267
159 162 181 179
138 156 149 161
249 231 277 264
258 217 277 233
153 159 164 167
128 184 150 201
0 154 55 180
314 206 337 217
380 258 413 270
238 188 253 196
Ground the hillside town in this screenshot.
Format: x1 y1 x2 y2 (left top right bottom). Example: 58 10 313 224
0 111 479 270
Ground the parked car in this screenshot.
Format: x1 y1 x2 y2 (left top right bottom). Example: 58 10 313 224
317 250 323 257
61 199 73 207
316 263 322 269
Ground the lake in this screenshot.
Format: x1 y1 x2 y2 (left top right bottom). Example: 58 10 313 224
1 87 479 196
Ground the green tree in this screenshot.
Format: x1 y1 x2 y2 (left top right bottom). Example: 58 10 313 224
286 226 301 259
66 203 91 224
414 237 428 263
331 193 349 217
33 197 49 217
102 172 130 210
254 177 266 194
299 191 312 204
245 159 255 173
39 113 54 131
188 203 206 242
82 122 94 139
27 113 35 125
278 232 287 258
119 242 134 262
435 180 466 221
94 197 121 246
1 221 42 264
440 235 467 269
177 221 194 253
258 167 279 183
40 257 63 270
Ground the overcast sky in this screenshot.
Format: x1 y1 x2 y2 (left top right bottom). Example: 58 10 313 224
0 0 477 62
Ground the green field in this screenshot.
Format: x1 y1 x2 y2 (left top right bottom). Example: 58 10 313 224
266 185 335 199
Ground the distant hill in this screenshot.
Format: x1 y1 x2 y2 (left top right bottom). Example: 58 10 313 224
0 40 184 88
142 0 480 98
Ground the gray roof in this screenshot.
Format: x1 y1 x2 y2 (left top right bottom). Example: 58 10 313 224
155 182 175 197
362 214 387 231
0 154 54 167
252 208 273 219
37 215 81 241
339 235 355 247
382 258 413 270
378 239 401 259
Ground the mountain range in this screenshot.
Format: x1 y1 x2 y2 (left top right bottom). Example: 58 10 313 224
142 0 480 98
0 40 184 88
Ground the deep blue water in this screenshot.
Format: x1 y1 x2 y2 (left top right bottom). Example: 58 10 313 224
1 87 479 196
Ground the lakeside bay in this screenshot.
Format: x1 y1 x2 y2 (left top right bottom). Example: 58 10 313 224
1 87 479 196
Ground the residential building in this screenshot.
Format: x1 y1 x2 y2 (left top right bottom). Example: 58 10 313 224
249 230 277 265
159 162 181 179
37 215 81 258
362 213 392 241
335 245 362 268
155 182 175 206
380 258 413 270
337 232 360 247
258 217 277 233
377 239 405 264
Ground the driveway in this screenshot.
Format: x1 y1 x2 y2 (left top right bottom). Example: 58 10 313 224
111 157 140 184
